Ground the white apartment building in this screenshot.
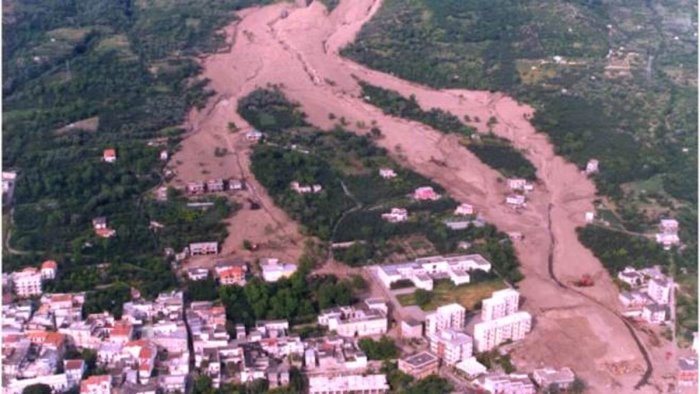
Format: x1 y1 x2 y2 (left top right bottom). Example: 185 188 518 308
481 288 520 321
308 374 389 394
429 328 473 365
473 311 532 352
13 268 43 297
425 303 465 337
318 300 388 337
647 277 673 305
642 304 667 324
375 254 492 291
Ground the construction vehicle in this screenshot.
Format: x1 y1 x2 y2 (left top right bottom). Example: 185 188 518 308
430 156 447 167
573 274 594 287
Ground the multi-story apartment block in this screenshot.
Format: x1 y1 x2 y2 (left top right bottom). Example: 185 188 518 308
425 303 465 337
429 328 473 365
647 277 673 305
481 288 520 321
473 311 532 352
13 268 43 297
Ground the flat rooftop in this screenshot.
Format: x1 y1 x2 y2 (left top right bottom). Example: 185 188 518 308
402 351 437 367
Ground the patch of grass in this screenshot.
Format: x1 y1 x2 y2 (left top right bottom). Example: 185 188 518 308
397 279 506 311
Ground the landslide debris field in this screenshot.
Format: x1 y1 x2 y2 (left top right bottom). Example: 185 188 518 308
171 0 684 392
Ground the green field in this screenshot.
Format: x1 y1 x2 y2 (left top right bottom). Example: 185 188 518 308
396 279 507 311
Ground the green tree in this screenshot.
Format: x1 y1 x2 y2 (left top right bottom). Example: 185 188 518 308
22 384 52 394
414 289 433 308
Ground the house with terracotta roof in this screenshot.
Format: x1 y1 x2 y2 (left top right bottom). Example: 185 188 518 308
413 186 440 201
40 260 58 280
102 149 117 163
108 320 133 344
64 359 86 387
80 375 111 394
219 266 246 286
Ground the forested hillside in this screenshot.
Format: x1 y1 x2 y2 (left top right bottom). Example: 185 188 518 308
2 0 267 298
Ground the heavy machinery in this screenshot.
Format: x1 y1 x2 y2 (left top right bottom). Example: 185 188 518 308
573 274 594 287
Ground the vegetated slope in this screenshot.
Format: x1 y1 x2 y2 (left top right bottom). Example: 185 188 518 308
343 0 696 209
1 0 269 299
343 0 698 341
240 88 523 283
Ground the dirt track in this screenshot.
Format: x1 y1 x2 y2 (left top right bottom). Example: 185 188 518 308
171 0 674 391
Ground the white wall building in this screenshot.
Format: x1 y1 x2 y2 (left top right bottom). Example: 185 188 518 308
375 254 492 291
425 303 465 337
318 300 388 337
473 311 532 352
260 258 297 282
381 208 408 223
7 374 71 394
481 288 520 321
477 373 536 394
308 374 389 394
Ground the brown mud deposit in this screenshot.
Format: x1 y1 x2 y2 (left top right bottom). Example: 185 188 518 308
172 0 673 391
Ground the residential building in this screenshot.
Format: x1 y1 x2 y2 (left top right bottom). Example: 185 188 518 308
481 288 520 321
246 129 264 142
647 277 673 305
379 168 397 179
476 373 536 394
642 304 667 324
617 267 644 287
398 351 439 379
219 266 246 286
455 203 475 216
655 218 680 249
429 328 473 365
186 181 206 194
207 179 225 192
507 179 533 191
473 311 532 352
317 300 388 337
677 357 698 387
13 268 43 297
303 336 368 372
532 367 575 390
619 291 653 308
3 170 17 203
308 374 389 394
425 303 465 336
40 260 58 280
381 208 408 223
160 150 169 161
229 179 244 191
64 359 86 386
187 267 210 281
375 254 492 291
80 375 112 394
103 148 117 163
189 242 218 256
400 318 423 339
7 374 71 394
413 186 439 201
260 258 297 282
290 181 322 194
505 194 526 207
585 159 599 174
455 357 488 378
585 211 595 223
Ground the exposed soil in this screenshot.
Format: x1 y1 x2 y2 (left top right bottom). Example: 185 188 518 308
171 0 677 391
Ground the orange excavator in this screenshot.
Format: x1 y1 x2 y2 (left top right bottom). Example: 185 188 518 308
573 274 595 287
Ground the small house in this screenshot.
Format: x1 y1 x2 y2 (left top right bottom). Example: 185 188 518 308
505 195 526 207
381 208 408 223
413 186 439 201
40 260 58 280
103 149 117 163
186 181 206 195
379 168 397 179
160 150 169 161
92 217 108 230
585 159 599 175
228 179 244 191
206 179 225 193
585 212 595 223
454 203 475 216
246 129 264 142
187 268 209 281
189 242 218 256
